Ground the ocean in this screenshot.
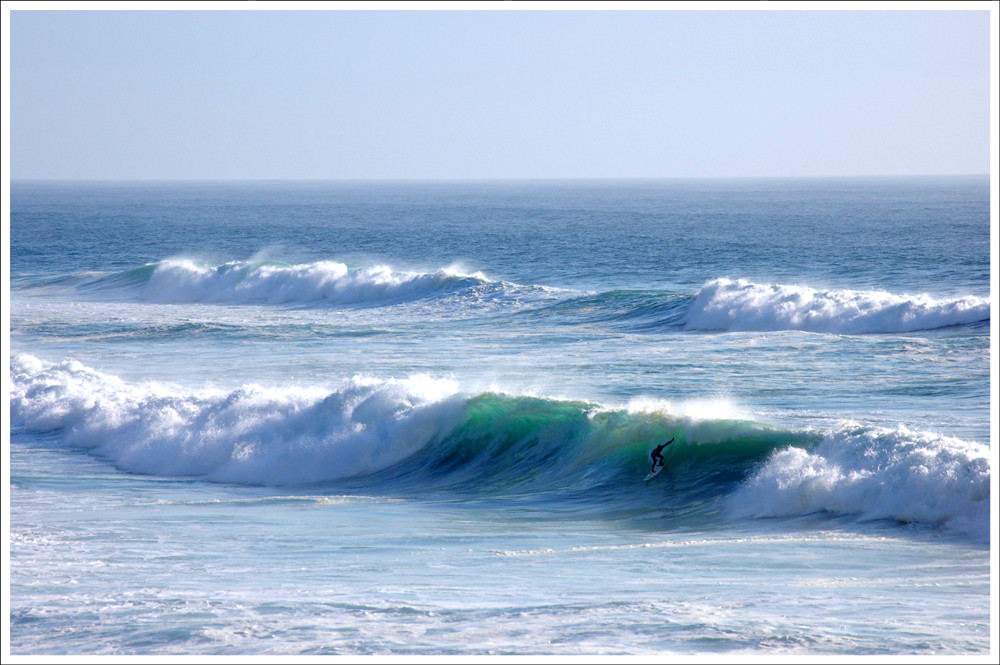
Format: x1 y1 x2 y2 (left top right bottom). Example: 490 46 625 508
7 177 993 655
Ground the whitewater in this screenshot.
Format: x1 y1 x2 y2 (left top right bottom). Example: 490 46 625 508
8 178 993 655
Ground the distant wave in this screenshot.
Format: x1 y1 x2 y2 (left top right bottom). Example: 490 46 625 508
135 259 497 306
11 354 989 540
14 263 990 335
14 258 562 310
683 278 990 333
523 290 692 329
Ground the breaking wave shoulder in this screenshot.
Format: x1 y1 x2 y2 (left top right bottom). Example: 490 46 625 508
683 278 990 334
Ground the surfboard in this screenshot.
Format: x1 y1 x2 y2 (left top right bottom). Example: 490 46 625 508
644 463 664 481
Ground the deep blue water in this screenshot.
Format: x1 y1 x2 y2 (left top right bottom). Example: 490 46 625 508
10 177 989 293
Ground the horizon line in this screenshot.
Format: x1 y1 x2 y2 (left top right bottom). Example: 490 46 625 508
9 173 990 184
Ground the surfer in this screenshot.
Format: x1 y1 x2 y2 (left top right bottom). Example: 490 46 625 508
650 438 674 473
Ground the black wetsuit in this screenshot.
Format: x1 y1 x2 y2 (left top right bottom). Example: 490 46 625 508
650 438 674 472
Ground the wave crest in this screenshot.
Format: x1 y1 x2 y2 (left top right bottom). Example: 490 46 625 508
684 278 990 333
9 353 465 484
140 259 491 306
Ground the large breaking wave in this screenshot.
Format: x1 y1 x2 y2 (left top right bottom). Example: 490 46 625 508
10 354 990 540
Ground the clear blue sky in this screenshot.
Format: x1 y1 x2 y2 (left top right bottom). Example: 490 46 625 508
8 6 993 180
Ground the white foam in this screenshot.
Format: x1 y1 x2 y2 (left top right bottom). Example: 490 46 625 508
494 532 893 557
684 278 990 333
142 259 490 305
726 422 991 540
9 354 465 485
625 395 751 422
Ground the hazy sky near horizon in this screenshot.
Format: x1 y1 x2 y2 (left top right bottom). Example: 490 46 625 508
9 7 992 180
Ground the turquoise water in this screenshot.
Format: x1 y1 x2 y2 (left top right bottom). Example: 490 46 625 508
8 178 992 655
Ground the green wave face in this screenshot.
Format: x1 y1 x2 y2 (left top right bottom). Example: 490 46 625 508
375 393 820 515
